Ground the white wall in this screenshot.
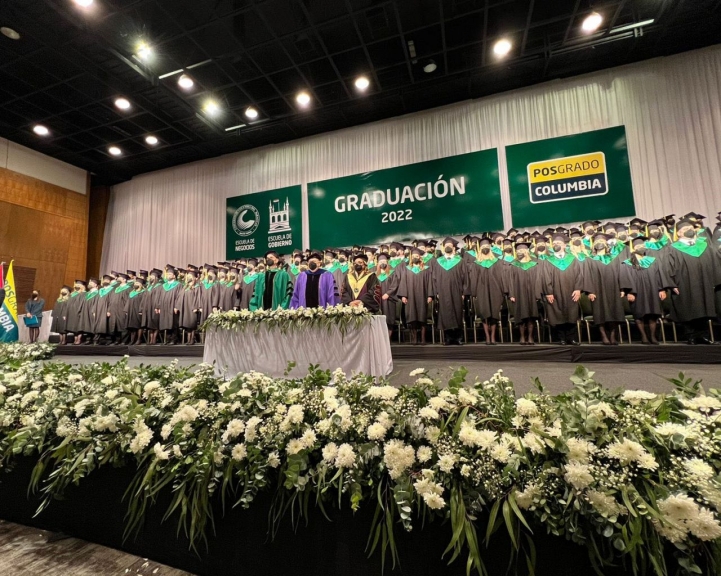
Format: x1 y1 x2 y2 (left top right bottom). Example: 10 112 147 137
102 45 721 272
0 137 87 195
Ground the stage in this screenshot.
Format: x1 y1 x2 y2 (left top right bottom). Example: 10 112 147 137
53 342 721 364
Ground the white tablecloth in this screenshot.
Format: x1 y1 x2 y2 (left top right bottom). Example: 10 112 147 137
203 316 393 378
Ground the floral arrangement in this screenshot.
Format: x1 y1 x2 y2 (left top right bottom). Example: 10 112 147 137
1 353 720 575
0 342 55 364
201 304 374 334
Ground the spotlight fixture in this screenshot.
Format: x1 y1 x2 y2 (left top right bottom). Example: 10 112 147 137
493 39 512 57
136 42 152 60
582 12 603 33
296 91 311 106
108 146 122 156
177 74 194 89
145 135 158 146
114 97 131 110
73 0 94 7
204 99 220 115
354 76 370 91
245 107 259 119
423 60 437 74
0 27 21 40
32 125 49 136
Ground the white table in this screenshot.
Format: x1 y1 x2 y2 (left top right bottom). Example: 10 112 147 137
203 315 393 378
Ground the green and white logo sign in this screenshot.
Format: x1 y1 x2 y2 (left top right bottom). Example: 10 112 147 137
226 185 303 260
506 126 636 228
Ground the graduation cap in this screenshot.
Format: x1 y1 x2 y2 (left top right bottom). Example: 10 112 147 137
506 228 519 236
377 252 390 261
352 244 361 252
61 285 72 292
462 234 474 245
555 226 569 235
592 232 610 242
110 270 119 277
629 218 647 229
247 258 258 267
514 240 532 250
353 253 369 262
442 236 459 247
135 277 146 285
676 217 696 229
410 247 423 257
116 273 129 280
663 214 676 227
102 273 113 282
551 232 569 243
184 269 197 278
324 249 337 258
631 235 649 247
126 270 136 277
264 250 280 259
337 249 351 258
647 219 665 229
229 266 239 274
237 258 247 266
165 265 178 276
569 228 583 238
614 223 629 233
292 249 303 256
389 242 404 251
427 239 438 248
581 220 600 231
478 235 493 246
542 228 555 239
716 211 721 222
74 279 87 287
364 246 378 255
681 212 705 222
203 264 217 273
88 277 99 285
186 264 198 272
379 243 390 250
530 232 546 241
309 251 324 261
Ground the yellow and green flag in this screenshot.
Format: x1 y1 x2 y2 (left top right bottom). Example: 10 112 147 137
0 261 19 342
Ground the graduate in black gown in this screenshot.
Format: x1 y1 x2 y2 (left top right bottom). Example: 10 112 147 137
541 232 583 345
581 220 600 249
239 259 258 310
125 277 146 345
108 273 131 344
156 266 182 345
342 253 381 312
92 274 115 344
468 236 505 345
665 216 721 344
506 240 542 345
197 265 221 325
176 270 199 344
66 280 87 345
140 269 163 345
51 286 70 345
79 277 99 344
585 233 625 345
432 237 468 346
644 219 672 261
620 236 671 345
375 252 400 338
288 250 303 286
398 248 433 344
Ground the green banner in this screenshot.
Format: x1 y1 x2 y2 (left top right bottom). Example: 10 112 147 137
308 150 502 248
226 185 303 260
506 126 636 228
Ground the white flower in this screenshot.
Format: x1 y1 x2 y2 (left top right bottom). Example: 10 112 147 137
515 398 538 417
419 406 439 420
129 419 153 454
322 443 339 464
415 377 434 387
222 419 246 444
681 396 721 413
658 494 699 523
606 439 648 465
286 438 304 455
173 445 182 458
566 438 597 464
100 376 115 386
161 424 172 440
428 396 450 411
335 443 356 468
685 458 715 481
515 484 540 510
267 451 281 468
490 443 512 463
424 493 446 509
424 426 441 444
417 446 433 463
437 453 458 473
654 422 696 438
366 386 399 401
688 507 721 541
564 462 594 490
244 416 262 442
153 442 170 461
231 443 248 461
637 453 659 471
286 404 304 424
586 490 626 518
105 389 119 400
367 422 387 441
409 368 425 377
143 381 161 398
300 429 317 448
93 413 119 433
74 399 92 418
621 390 657 404
521 431 545 454
456 388 478 405
384 440 416 479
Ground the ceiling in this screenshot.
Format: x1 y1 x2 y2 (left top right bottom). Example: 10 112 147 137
0 0 720 186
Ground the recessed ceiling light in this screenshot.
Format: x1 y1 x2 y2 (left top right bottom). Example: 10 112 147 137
0 27 21 40
493 39 512 57
423 60 437 74
145 135 158 146
204 99 220 115
108 146 122 156
136 42 152 60
73 0 94 7
296 91 311 106
178 74 194 89
245 107 259 119
32 125 49 136
354 76 370 91
582 12 603 33
114 97 131 110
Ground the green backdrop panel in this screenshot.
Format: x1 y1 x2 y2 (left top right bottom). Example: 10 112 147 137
308 149 503 248
506 126 636 228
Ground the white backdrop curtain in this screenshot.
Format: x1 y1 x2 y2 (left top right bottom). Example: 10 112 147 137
101 45 721 273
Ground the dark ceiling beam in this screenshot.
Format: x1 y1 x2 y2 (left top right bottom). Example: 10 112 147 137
481 0 489 67
342 0 383 92
392 0 416 84
521 0 535 55
439 1 449 76
562 0 582 45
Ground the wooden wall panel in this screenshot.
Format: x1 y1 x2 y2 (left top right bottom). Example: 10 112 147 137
87 186 110 279
0 166 88 304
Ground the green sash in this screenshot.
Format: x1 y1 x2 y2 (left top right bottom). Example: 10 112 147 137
324 262 340 273
422 253 433 264
114 283 132 294
592 253 616 265
465 250 476 258
503 254 514 262
202 280 215 290
129 289 144 299
289 264 299 276
511 260 537 270
437 254 462 271
407 265 424 275
71 291 80 298
491 245 502 257
645 235 669 251
243 273 258 285
546 252 576 271
339 262 349 274
249 269 291 311
86 290 98 300
476 257 498 269
99 285 114 297
623 256 656 269
163 280 179 291
389 257 404 270
672 238 707 258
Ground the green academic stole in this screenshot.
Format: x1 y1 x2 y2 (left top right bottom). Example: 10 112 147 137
422 253 434 264
610 242 626 257
503 254 514 262
582 236 592 248
324 262 340 273
377 268 394 282
129 289 144 299
86 290 98 300
368 261 376 270
645 235 669 251
511 260 537 270
339 263 349 274
71 292 80 298
289 264 299 276
114 283 132 294
407 265 424 275
491 245 502 257
202 280 215 290
465 250 476 258
163 280 179 291
672 238 707 258
475 257 498 269
347 272 373 298
243 273 257 285
574 252 589 262
623 256 656 269
99 285 114 297
437 254 462 271
389 257 404 270
546 252 576 271
592 253 618 265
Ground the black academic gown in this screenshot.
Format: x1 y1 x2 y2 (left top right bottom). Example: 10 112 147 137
584 254 625 324
141 282 162 330
51 298 68 333
619 256 671 319
541 252 584 326
124 289 146 331
177 285 200 330
505 260 543 322
79 290 99 334
342 272 381 313
377 268 400 327
197 281 221 324
65 291 85 334
219 281 240 311
156 280 182 331
239 274 257 310
665 239 721 323
398 265 432 325
107 284 131 332
468 258 505 321
431 255 468 331
92 286 114 335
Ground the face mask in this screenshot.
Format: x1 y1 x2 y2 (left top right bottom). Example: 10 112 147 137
553 245 563 253
630 232 639 238
32 292 38 298
606 231 616 238
354 264 364 272
585 228 594 235
617 233 628 241
267 259 276 267
294 260 301 266
480 247 491 255
308 262 318 271
389 250 397 257
247 267 254 273
380 262 388 269
324 258 331 265
503 247 513 254
683 229 695 239
61 291 68 297
635 247 647 256
536 245 546 253
594 243 606 251
650 229 661 239
339 257 347 263
412 257 420 263
208 274 216 281
572 239 582 246
444 246 453 254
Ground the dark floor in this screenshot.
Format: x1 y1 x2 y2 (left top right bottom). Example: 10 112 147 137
0 521 193 576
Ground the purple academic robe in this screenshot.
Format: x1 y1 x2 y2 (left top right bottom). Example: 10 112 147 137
290 270 339 308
